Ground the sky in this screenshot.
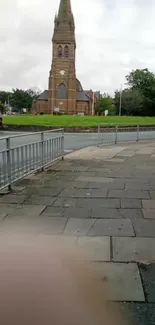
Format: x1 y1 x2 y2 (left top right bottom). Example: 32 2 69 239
0 0 155 95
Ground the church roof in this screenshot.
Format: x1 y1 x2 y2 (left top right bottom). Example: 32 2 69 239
76 91 90 101
76 79 83 92
37 90 48 100
37 89 100 102
95 91 101 99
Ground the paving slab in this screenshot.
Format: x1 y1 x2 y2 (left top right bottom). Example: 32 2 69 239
76 176 115 183
67 182 89 189
149 191 155 199
73 188 108 198
133 219 155 237
139 263 155 303
91 208 122 219
25 195 57 206
125 182 151 190
106 158 125 163
125 178 150 184
34 187 63 196
87 180 125 189
116 151 135 157
53 198 77 208
108 189 150 199
142 209 155 219
0 204 17 215
77 198 120 208
119 209 143 219
40 207 65 217
11 186 25 193
113 237 155 262
37 217 68 235
137 147 155 154
92 262 144 301
0 213 7 221
58 188 77 197
0 195 27 204
142 200 155 209
121 199 142 209
44 175 77 182
77 237 110 261
7 204 46 217
66 146 125 160
64 207 91 218
88 219 134 236
63 218 95 236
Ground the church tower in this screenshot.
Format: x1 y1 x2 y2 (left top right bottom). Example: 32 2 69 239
48 0 77 114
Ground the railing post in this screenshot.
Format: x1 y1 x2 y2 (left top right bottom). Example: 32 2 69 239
137 125 139 142
115 125 118 144
41 132 44 171
62 128 64 160
6 137 11 191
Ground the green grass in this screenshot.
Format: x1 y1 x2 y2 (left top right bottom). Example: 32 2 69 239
3 115 155 127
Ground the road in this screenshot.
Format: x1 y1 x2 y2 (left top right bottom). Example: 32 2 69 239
0 131 100 152
1 129 155 151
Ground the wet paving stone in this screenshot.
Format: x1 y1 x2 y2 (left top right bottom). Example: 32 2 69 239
139 263 155 303
119 303 155 325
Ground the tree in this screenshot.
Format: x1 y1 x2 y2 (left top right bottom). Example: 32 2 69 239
26 88 41 100
126 69 155 93
126 69 155 116
10 88 40 113
0 101 6 114
0 91 12 105
114 88 144 116
95 93 116 115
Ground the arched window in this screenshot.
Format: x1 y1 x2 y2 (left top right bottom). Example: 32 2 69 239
56 83 67 99
58 45 62 58
64 45 69 57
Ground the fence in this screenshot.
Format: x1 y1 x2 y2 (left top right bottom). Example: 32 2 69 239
0 129 64 191
98 125 155 145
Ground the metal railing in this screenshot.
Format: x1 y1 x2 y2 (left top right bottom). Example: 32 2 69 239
98 125 155 145
0 129 64 191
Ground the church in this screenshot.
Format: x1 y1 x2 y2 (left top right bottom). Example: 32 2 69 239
32 0 100 115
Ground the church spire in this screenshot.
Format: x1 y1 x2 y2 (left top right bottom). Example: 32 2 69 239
53 0 75 43
57 0 72 21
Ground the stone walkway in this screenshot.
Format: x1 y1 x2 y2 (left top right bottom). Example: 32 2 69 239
1 140 155 324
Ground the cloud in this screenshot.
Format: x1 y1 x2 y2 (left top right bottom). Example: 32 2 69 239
0 0 155 94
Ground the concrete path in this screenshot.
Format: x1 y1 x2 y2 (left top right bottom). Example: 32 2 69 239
1 140 155 324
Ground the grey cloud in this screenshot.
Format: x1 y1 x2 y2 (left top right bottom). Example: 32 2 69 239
17 14 52 45
1 0 155 94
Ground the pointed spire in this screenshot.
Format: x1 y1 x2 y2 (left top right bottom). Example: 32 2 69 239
52 0 75 44
57 0 72 21
54 13 57 23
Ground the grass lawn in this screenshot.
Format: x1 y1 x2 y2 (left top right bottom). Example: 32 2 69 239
3 115 155 127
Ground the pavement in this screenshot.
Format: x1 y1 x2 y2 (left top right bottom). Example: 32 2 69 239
1 140 155 324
